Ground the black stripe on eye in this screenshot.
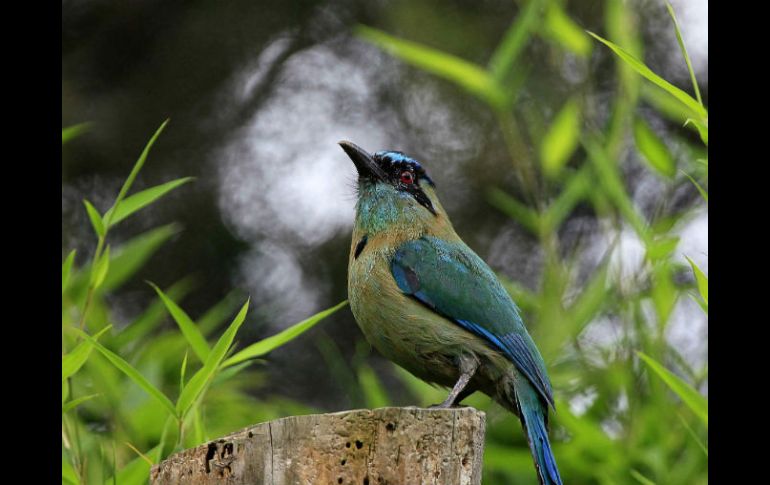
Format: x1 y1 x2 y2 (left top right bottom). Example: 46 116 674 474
354 235 368 259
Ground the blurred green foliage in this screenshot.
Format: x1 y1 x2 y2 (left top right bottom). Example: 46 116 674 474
350 1 707 484
61 122 347 484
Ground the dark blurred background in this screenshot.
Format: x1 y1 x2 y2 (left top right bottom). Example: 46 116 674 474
62 0 707 441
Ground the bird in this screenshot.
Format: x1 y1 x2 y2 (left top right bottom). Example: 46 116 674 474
340 140 562 485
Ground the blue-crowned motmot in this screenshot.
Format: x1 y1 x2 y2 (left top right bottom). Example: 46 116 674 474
340 141 562 485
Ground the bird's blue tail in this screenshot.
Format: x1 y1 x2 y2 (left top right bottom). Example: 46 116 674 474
516 383 562 485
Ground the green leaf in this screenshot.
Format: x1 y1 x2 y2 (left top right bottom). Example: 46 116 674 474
149 282 210 362
104 224 179 291
488 0 545 83
358 364 390 409
681 171 708 201
646 236 680 261
83 199 106 238
90 245 111 290
587 31 707 120
678 413 708 456
62 393 100 414
104 119 169 228
62 250 76 293
486 188 540 235
684 117 708 146
62 123 90 144
630 469 657 485
541 165 591 233
540 97 581 178
103 177 194 228
105 444 161 485
180 350 189 391
356 25 506 109
685 256 708 305
666 2 702 107
222 300 348 368
176 299 250 417
637 351 708 425
633 117 676 178
541 4 592 57
62 326 111 381
62 454 80 484
71 327 178 418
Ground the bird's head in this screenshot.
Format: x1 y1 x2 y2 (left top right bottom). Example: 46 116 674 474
339 141 451 237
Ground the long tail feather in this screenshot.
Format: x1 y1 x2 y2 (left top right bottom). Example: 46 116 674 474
516 383 563 485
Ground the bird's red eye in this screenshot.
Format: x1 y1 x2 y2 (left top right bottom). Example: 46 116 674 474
400 171 415 184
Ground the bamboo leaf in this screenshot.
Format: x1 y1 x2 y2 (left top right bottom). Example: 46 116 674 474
633 117 676 178
587 31 707 120
486 188 540 235
685 256 708 305
541 3 592 57
62 393 100 414
356 25 506 109
681 170 708 201
488 0 545 83
71 327 178 418
104 119 169 228
665 2 702 107
62 250 76 293
83 199 106 238
540 97 581 178
637 351 708 425
90 245 111 290
62 123 90 144
103 177 194 228
358 364 390 409
149 282 211 362
223 300 348 368
176 299 250 417
62 326 111 381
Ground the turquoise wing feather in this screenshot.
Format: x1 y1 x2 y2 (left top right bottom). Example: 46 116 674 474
391 236 554 409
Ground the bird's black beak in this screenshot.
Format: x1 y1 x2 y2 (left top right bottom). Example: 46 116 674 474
339 141 388 182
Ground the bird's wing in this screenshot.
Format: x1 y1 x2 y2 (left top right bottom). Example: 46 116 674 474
390 236 554 408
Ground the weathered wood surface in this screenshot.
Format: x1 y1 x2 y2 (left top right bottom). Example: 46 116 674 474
150 407 486 485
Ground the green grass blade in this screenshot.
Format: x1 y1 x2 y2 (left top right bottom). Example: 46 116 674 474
62 326 111 380
105 444 161 485
540 97 581 178
684 117 708 146
633 117 676 178
637 351 708 425
62 393 100 414
541 3 592 58
71 327 178 418
149 282 211 362
488 0 544 83
684 256 708 305
83 199 106 238
103 177 194 228
587 31 706 120
681 170 708 201
356 25 506 109
90 246 111 290
180 350 189 390
103 119 169 228
176 299 250 417
62 250 76 293
222 300 348 368
665 2 702 107
62 123 90 144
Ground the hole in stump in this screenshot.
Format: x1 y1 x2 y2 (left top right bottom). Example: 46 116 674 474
341 459 346 466
338 478 343 484
355 440 363 449
346 442 351 448
248 431 253 438
363 477 370 485
386 422 395 432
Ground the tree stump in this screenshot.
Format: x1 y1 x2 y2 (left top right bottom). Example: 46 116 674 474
150 406 486 485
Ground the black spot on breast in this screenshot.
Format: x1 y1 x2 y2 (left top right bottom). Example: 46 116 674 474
354 235 368 259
